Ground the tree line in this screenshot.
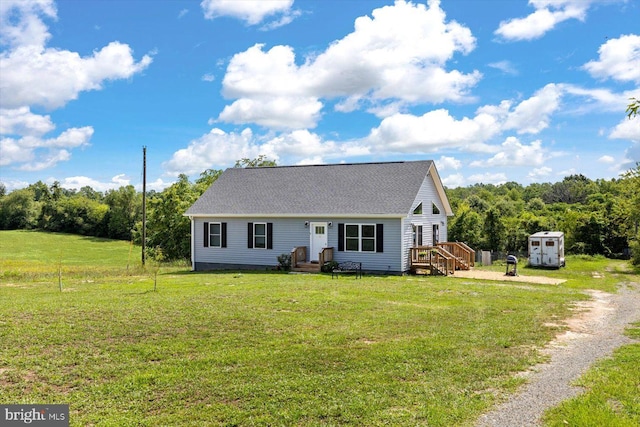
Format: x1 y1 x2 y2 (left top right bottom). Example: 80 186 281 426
1 160 638 265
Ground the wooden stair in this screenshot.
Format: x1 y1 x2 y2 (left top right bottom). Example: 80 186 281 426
291 262 321 273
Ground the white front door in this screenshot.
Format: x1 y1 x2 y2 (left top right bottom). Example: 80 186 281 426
310 222 328 262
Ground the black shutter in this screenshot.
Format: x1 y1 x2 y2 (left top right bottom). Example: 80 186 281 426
338 223 344 251
247 222 253 248
267 223 273 249
221 222 227 248
203 222 209 247
376 224 384 253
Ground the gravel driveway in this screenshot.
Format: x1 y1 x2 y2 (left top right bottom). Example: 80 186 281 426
475 282 640 427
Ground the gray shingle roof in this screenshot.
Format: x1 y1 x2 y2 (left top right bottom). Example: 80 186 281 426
185 160 438 217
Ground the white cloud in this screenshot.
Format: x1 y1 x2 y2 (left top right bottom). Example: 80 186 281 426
218 96 323 129
470 137 547 168
363 109 501 153
583 34 640 83
610 117 640 142
0 0 56 48
1 42 153 110
0 107 55 136
202 73 215 82
178 9 188 19
488 60 518 75
0 0 151 172
0 126 93 170
441 173 466 188
466 172 508 185
503 84 562 134
217 0 480 129
201 0 295 25
495 0 590 41
436 155 462 171
527 166 552 180
598 155 615 163
163 128 262 175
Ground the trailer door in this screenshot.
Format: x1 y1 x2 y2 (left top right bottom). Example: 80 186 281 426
542 238 558 266
529 238 541 265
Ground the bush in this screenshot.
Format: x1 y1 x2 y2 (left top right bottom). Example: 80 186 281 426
277 254 291 271
321 260 339 273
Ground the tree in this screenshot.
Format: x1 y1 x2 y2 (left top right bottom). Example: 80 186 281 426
626 97 639 119
234 155 277 168
0 188 37 229
104 185 141 240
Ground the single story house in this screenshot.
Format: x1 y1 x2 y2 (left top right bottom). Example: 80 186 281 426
185 160 454 274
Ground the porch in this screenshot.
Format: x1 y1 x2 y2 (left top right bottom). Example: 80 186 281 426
291 246 333 273
410 242 475 276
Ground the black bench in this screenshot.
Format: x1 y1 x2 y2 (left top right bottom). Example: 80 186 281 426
331 261 362 279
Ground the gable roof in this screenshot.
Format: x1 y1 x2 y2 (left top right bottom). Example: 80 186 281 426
185 160 453 217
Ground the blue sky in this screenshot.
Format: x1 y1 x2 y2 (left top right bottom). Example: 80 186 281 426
1 0 638 192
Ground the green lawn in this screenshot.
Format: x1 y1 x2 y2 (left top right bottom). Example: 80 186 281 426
0 230 637 426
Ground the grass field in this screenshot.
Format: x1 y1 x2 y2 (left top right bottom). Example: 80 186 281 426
0 230 638 426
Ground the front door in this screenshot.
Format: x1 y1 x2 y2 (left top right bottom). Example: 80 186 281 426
310 222 328 262
432 224 439 246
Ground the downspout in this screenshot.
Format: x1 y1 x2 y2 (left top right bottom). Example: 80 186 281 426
190 216 195 271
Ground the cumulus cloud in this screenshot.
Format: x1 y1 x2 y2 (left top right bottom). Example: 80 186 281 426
163 126 370 176
503 84 562 134
201 0 295 26
0 0 151 171
495 0 592 41
466 172 507 185
583 34 640 83
1 41 153 110
363 109 500 154
436 155 462 171
527 166 552 180
0 126 93 171
610 117 640 142
598 155 615 163
469 137 547 168
217 0 480 129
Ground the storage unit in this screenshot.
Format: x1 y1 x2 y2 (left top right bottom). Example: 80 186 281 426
528 231 565 268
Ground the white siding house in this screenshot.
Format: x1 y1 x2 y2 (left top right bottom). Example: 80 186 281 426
185 160 454 274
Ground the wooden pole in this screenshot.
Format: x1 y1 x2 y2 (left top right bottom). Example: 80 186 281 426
142 146 147 266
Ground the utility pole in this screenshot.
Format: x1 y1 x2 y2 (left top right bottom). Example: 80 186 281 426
142 146 147 266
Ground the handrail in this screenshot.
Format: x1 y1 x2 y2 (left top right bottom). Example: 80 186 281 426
291 246 307 268
436 242 475 270
319 247 334 265
410 246 454 275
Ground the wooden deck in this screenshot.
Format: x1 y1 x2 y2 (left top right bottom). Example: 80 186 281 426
410 242 475 276
291 246 333 273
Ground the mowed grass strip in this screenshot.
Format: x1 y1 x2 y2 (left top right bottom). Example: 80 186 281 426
0 230 631 426
542 323 640 427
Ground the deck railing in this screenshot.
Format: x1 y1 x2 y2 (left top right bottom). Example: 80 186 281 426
319 247 333 265
410 246 455 276
436 242 475 270
291 246 307 268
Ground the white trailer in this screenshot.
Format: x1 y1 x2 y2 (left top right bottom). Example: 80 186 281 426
528 231 565 268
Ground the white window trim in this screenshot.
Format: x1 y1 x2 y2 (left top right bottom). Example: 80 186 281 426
254 222 267 249
345 223 376 252
209 222 222 248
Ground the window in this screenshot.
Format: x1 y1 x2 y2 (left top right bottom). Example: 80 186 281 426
545 241 555 247
203 222 226 248
339 223 383 252
210 223 222 247
531 241 541 247
413 203 423 214
247 222 273 249
432 203 440 215
413 225 423 246
432 224 439 245
254 223 266 248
